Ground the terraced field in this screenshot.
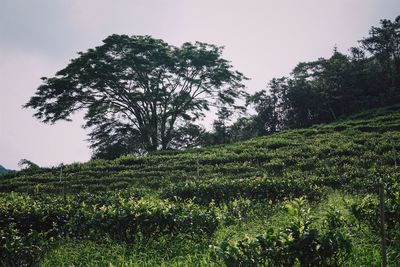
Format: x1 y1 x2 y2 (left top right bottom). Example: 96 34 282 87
1 105 400 266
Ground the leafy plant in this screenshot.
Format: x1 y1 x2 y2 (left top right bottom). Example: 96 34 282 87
213 198 352 266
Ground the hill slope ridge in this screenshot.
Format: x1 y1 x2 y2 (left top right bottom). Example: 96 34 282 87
1 105 399 194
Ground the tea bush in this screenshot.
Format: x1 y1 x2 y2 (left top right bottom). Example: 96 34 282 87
214 198 352 266
0 192 218 265
161 176 325 204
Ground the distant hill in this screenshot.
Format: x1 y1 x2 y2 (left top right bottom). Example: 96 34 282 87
0 165 12 174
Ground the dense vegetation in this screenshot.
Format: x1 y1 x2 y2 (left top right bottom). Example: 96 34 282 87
1 105 400 266
3 14 400 267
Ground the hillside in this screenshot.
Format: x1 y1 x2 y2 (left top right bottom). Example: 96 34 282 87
2 105 400 195
0 165 11 174
1 105 400 266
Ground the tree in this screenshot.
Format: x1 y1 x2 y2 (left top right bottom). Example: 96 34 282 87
361 15 400 88
229 117 257 142
235 16 400 140
25 35 247 155
247 78 287 135
18 159 40 170
291 50 354 123
210 107 234 145
168 122 207 149
89 119 143 159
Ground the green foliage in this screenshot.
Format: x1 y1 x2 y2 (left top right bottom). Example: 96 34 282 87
162 176 324 204
18 158 40 170
349 176 400 259
1 107 399 196
3 16 400 267
361 15 400 89
0 105 399 265
0 192 218 265
0 223 49 266
213 198 352 266
243 16 400 139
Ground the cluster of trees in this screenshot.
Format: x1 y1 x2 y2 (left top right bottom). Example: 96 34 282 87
214 15 400 144
25 16 400 159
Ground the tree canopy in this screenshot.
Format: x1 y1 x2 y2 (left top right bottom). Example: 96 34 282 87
25 35 247 158
200 16 400 146
244 16 400 135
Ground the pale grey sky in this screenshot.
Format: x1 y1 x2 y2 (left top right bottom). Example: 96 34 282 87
1 0 399 169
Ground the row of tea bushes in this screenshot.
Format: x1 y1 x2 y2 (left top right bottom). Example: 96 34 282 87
0 192 218 266
1 108 399 195
161 176 325 204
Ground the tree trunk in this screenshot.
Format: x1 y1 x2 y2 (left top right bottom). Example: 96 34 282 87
328 105 337 121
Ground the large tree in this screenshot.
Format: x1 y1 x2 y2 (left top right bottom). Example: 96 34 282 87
25 35 247 156
361 15 400 88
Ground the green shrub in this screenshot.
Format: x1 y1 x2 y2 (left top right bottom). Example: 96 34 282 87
0 192 218 265
162 176 325 204
213 198 352 266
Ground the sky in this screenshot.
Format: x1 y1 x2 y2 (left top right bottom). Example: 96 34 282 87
1 0 399 170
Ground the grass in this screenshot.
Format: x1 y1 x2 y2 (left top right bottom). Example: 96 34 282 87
41 235 219 267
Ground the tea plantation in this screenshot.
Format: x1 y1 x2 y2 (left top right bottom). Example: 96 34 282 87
1 105 400 266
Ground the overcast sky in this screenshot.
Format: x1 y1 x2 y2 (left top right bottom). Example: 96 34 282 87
1 0 399 170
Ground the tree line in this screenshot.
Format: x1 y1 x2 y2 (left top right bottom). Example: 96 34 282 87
208 15 400 145
25 16 400 159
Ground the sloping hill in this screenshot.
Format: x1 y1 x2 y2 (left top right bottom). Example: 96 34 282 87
1 105 399 196
2 105 400 266
0 165 11 174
